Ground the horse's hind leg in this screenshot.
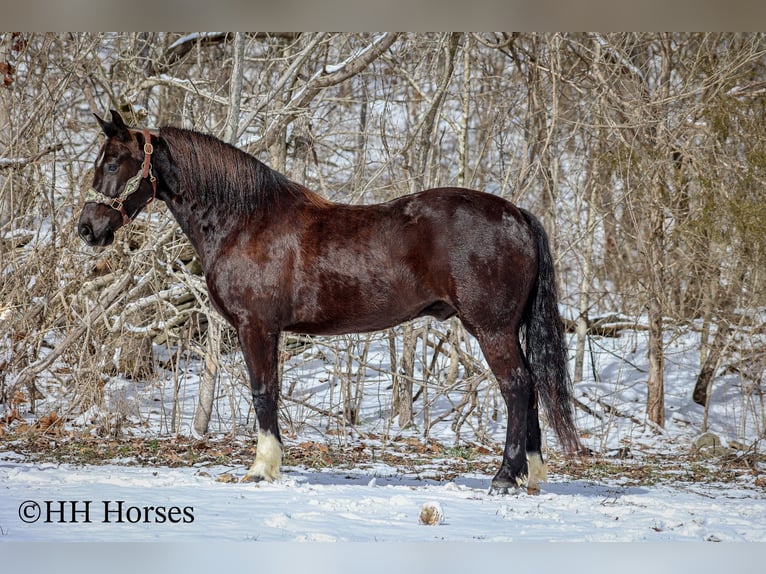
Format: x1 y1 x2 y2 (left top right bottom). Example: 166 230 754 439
237 324 283 483
525 387 547 494
476 333 533 494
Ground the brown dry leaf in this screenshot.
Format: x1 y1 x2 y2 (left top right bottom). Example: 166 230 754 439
296 440 329 453
166 451 186 465
92 258 114 276
11 33 26 52
216 473 238 483
11 390 27 406
35 412 63 434
2 407 22 425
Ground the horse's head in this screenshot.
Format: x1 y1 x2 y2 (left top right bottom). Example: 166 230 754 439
77 110 156 247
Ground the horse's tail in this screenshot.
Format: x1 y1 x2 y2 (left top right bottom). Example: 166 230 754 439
520 209 582 456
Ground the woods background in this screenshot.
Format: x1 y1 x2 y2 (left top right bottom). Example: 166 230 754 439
1 33 765 450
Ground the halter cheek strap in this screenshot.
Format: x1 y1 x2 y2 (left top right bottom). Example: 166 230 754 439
85 129 157 225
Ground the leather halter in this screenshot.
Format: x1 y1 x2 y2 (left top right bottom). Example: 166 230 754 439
85 129 157 225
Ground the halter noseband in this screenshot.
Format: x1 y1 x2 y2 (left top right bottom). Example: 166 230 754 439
85 129 157 225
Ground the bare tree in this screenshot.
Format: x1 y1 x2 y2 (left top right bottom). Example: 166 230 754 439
3 32 765 452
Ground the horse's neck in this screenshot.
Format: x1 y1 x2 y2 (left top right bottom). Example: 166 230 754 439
171 200 239 272
154 145 241 272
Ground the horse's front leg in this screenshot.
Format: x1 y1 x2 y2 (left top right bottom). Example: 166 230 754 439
237 323 283 483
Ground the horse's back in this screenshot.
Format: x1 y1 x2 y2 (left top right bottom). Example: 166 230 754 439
392 187 532 244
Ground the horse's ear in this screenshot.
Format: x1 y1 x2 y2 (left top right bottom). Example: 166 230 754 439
94 110 129 140
94 112 112 135
109 110 129 135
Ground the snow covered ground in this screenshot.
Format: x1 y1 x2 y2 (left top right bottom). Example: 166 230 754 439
1 452 765 542
1 323 765 548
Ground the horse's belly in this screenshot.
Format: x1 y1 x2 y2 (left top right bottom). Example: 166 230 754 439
285 295 450 336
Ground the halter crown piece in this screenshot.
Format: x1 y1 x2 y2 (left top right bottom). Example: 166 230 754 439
85 129 157 225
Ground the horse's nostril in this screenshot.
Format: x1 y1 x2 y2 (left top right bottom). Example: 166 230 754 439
78 223 93 242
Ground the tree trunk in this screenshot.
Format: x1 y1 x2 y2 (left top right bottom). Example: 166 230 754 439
290 115 313 183
645 35 672 429
223 32 246 145
396 326 417 428
646 172 667 428
574 179 598 383
193 34 244 436
693 319 729 407
192 313 220 437
394 34 460 427
693 264 747 411
646 159 668 426
646 293 665 427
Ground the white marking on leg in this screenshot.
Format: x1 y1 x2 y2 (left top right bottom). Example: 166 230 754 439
526 452 548 493
243 431 282 482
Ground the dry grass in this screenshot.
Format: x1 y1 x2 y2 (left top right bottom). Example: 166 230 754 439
2 422 763 490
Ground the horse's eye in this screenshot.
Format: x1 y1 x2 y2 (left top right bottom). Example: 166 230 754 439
105 163 119 173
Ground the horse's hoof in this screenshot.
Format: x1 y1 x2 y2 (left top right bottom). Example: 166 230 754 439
489 484 511 496
240 473 265 484
489 479 521 496
489 484 538 496
490 473 529 495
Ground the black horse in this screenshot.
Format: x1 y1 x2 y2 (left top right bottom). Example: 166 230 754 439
77 111 581 493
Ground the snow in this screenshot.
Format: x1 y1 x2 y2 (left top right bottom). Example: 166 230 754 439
2 453 764 542
167 33 226 51
2 323 765 545
324 33 390 74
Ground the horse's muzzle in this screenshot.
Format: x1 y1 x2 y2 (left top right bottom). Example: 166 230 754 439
77 221 114 247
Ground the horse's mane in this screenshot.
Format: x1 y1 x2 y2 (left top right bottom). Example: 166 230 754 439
159 126 329 214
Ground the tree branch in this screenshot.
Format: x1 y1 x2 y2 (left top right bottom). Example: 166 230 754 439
0 143 62 171
246 33 400 156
